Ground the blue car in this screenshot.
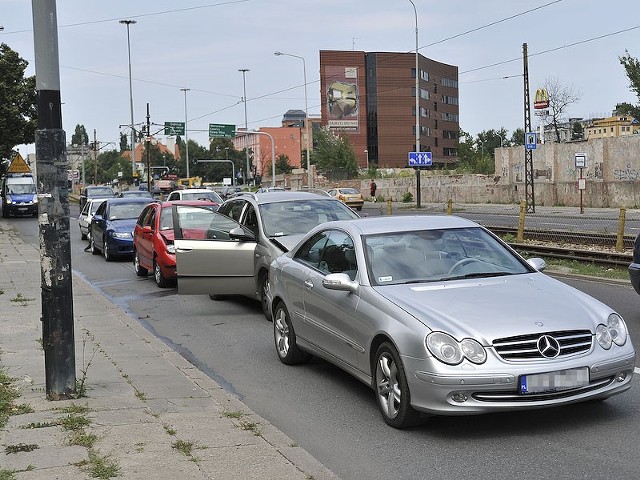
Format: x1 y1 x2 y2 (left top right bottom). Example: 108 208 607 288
90 197 153 261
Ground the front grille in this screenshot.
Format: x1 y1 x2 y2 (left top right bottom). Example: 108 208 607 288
493 330 592 361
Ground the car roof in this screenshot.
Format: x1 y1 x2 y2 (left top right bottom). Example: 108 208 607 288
317 215 480 236
102 197 153 206
230 191 338 205
169 188 211 194
157 199 218 208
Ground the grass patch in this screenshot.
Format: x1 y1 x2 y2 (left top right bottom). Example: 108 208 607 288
172 439 195 457
76 451 120 479
68 429 98 448
220 409 244 419
10 293 35 306
163 424 177 435
21 420 60 429
0 371 20 429
58 403 90 415
541 258 629 280
238 420 262 436
5 443 38 454
60 414 90 431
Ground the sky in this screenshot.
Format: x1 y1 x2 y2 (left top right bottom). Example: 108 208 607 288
2 0 639 157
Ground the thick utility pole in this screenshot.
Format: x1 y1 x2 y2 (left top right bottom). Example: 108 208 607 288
523 43 535 213
146 103 151 190
32 0 76 400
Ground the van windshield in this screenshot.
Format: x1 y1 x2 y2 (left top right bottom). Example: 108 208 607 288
7 183 36 195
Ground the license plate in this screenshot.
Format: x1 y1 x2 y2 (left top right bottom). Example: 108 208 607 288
519 367 589 394
18 207 27 211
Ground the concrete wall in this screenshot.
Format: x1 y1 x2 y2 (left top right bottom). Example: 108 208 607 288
303 135 640 208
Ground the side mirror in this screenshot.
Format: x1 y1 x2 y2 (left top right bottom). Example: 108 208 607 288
322 273 358 294
229 226 255 242
142 225 152 235
527 257 546 272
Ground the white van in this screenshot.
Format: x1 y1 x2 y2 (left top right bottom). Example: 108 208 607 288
1 174 38 217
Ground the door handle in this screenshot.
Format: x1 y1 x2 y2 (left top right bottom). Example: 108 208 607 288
175 248 193 253
304 280 313 290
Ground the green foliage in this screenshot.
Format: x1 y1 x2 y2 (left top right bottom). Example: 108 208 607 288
313 128 359 179
274 154 293 174
402 191 413 202
71 125 89 146
511 128 525 146
617 50 640 120
0 43 37 164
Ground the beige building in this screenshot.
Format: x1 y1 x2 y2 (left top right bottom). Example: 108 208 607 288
585 115 639 140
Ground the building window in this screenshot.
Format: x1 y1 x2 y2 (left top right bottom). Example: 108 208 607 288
421 107 429 118
442 95 458 105
421 70 429 81
441 112 459 122
441 78 458 88
420 89 429 100
443 148 458 156
443 130 458 139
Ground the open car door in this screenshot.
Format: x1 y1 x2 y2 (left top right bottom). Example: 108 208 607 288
172 204 257 296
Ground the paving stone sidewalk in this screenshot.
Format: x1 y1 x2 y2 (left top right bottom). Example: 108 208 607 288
0 218 338 479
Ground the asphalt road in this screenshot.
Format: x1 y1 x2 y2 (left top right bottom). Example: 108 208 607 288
9 211 640 480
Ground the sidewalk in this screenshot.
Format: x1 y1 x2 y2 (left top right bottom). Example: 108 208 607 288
0 218 338 479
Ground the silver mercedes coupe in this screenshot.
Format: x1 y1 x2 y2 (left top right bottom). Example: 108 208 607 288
269 215 636 428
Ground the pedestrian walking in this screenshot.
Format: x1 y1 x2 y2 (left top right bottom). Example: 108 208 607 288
370 179 377 202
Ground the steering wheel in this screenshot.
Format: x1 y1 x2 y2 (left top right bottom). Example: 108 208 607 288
447 257 483 275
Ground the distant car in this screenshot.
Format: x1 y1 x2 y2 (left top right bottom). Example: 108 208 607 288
80 185 115 211
219 185 242 199
172 191 360 319
89 197 151 261
166 188 223 203
270 215 636 428
133 200 219 288
327 187 364 211
256 186 286 193
118 190 154 199
628 234 640 294
78 198 104 240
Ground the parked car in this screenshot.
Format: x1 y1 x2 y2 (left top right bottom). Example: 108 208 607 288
80 185 115 211
89 197 151 261
78 198 105 240
172 191 360 318
118 190 154 199
327 187 364 211
133 200 219 287
166 188 223 203
269 215 636 428
256 186 286 193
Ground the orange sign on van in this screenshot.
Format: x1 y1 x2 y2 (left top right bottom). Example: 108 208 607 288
7 153 32 174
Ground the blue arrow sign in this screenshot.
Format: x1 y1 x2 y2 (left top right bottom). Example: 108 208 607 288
408 151 432 166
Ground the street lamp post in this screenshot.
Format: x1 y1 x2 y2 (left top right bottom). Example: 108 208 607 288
364 149 369 166
120 19 137 177
408 1 419 155
274 51 312 188
239 68 250 186
180 88 190 179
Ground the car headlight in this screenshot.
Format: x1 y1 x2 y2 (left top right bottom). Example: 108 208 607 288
6 198 12 204
426 332 487 365
597 313 627 349
111 232 132 239
166 244 175 254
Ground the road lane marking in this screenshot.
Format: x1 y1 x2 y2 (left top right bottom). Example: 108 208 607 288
635 367 640 375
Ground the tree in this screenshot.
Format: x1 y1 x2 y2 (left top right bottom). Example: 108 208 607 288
274 154 293 175
71 124 89 146
313 128 358 180
542 76 581 143
0 43 37 162
616 50 640 120
119 133 128 153
510 128 525 146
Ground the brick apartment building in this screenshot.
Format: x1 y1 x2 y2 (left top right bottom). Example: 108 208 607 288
320 50 459 168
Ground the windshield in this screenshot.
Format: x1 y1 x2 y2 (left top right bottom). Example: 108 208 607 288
7 183 36 195
108 202 147 221
88 187 114 197
180 191 222 202
365 227 530 286
260 199 358 237
89 201 102 214
340 188 359 194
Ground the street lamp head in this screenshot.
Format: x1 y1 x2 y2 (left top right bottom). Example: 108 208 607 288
274 51 283 56
119 19 137 25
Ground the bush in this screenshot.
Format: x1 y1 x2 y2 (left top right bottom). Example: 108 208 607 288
402 192 413 203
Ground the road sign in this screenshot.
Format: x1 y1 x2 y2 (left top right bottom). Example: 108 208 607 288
575 153 586 168
209 123 236 138
164 122 185 135
525 132 537 150
408 151 432 167
7 153 32 174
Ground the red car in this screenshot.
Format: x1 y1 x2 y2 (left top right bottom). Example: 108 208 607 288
133 200 218 287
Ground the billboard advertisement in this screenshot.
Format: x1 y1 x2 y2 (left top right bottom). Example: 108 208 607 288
326 66 359 131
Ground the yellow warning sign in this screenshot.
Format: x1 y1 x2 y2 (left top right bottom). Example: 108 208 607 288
7 153 32 174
